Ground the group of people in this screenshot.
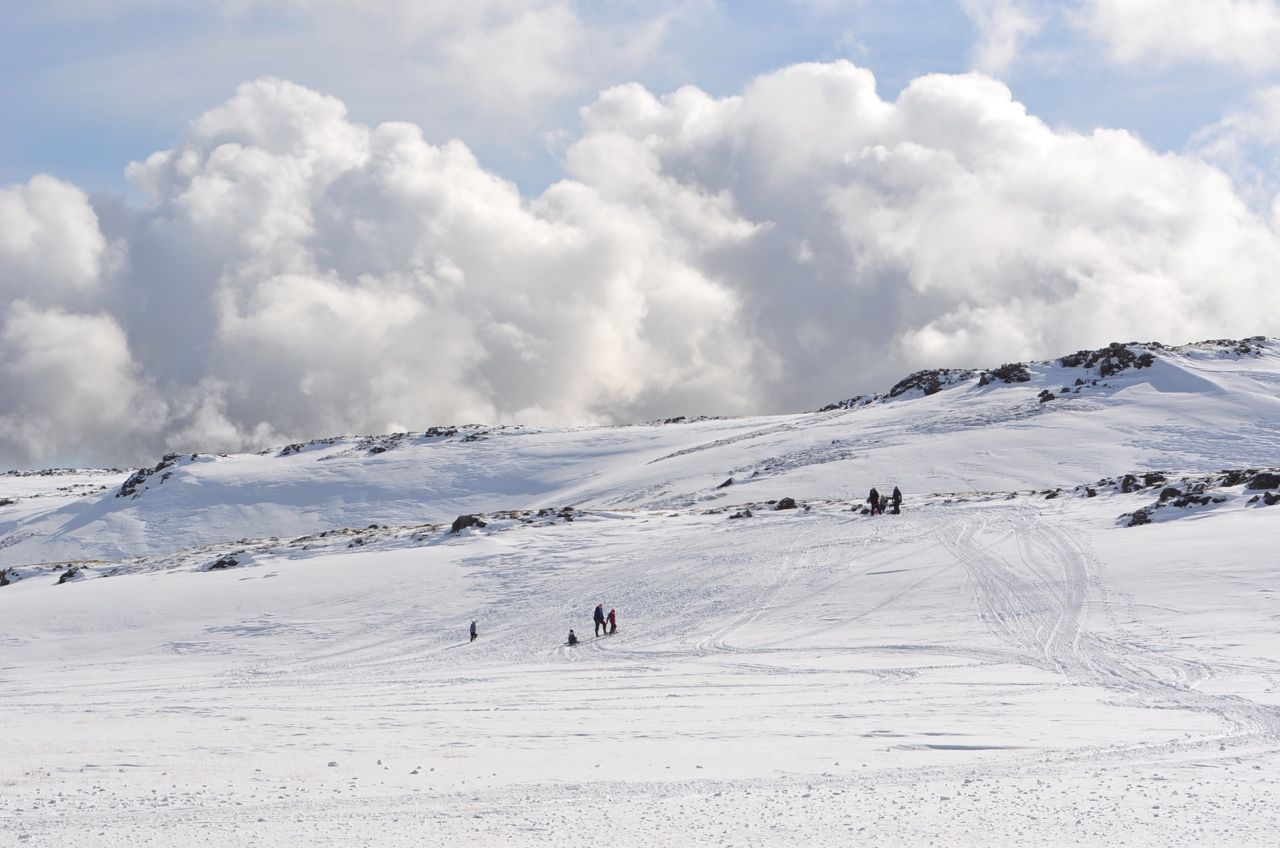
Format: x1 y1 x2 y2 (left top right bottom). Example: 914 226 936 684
471 606 615 647
866 485 903 515
471 488 901 647
568 603 616 645
472 488 900 649
471 491 901 645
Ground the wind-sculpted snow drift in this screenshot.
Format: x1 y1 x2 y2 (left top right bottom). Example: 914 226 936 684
1 338 1279 846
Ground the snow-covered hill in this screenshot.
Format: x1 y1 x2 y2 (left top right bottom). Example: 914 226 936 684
1 338 1279 846
3 337 1278 567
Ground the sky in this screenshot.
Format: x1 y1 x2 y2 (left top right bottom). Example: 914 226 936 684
3 0 1280 469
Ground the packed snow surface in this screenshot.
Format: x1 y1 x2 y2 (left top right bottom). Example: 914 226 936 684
2 340 1279 845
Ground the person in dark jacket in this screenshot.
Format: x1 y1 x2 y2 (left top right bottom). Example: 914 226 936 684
469 620 477 642
568 629 579 646
891 486 902 515
868 487 881 515
606 608 617 634
593 603 606 636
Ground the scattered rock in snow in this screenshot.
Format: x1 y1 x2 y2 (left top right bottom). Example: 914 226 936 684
716 478 733 489
775 497 797 510
359 433 412 454
56 567 80 585
729 509 753 520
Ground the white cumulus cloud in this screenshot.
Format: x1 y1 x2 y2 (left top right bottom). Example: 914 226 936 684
0 302 165 465
1193 85 1280 220
0 175 115 304
2 66 1279 468
1078 0 1280 72
960 0 1042 75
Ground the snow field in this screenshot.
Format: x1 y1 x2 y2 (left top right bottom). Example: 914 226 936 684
3 340 1280 845
4 495 1280 845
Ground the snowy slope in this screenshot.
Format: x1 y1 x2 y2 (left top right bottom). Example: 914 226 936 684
3 338 1278 566
1 338 1279 846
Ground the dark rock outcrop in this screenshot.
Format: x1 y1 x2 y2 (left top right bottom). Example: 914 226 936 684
1246 472 1280 490
775 497 797 510
818 395 871 412
208 555 239 570
118 453 183 498
1125 509 1152 527
888 369 977 398
451 514 487 533
1059 343 1157 377
978 363 1031 386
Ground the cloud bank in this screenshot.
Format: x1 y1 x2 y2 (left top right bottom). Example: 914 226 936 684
960 0 1042 75
1079 0 1280 72
3 64 1279 468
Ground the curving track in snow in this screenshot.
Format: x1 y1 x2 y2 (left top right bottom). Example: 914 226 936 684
936 506 1280 747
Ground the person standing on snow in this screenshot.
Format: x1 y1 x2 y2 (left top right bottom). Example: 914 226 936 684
593 603 607 637
469 620 477 642
606 608 617 634
868 487 881 515
891 486 902 515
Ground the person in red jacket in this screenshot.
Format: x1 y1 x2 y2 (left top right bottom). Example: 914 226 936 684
606 608 617 634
